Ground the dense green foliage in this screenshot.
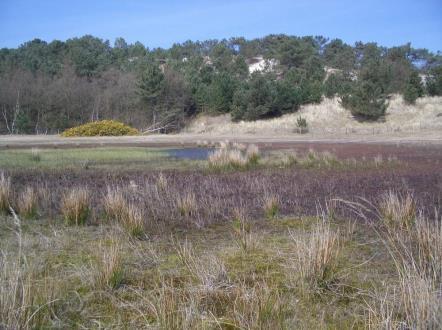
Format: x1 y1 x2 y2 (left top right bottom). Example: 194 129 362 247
0 35 440 133
61 120 139 137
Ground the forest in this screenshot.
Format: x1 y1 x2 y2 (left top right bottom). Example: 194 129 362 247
0 34 441 134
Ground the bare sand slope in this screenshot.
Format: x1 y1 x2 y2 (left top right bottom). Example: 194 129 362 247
186 95 442 136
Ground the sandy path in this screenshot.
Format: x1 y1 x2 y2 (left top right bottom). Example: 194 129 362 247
0 131 441 149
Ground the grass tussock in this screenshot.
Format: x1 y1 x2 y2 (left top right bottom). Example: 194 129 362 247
366 194 442 329
290 219 341 290
61 187 90 225
103 186 127 222
120 203 144 238
232 208 257 252
0 173 11 214
17 186 38 219
263 194 280 219
208 142 260 171
95 237 124 290
379 190 415 230
103 186 145 237
176 192 197 218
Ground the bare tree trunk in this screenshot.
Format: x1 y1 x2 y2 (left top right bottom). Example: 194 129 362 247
2 105 11 134
11 90 20 134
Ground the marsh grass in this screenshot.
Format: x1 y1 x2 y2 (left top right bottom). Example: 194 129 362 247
208 142 260 171
364 194 442 329
176 192 197 218
95 237 124 290
30 148 41 162
231 208 257 252
0 173 11 214
263 194 280 219
290 219 341 291
121 203 144 238
103 186 127 222
379 191 415 230
17 186 38 219
61 187 90 225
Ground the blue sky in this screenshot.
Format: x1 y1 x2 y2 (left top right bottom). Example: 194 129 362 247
0 0 441 51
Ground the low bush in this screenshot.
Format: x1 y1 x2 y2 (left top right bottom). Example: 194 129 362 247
295 116 308 133
61 120 139 137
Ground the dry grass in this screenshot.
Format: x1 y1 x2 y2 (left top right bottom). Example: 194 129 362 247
0 209 56 329
366 194 442 329
186 95 442 135
95 236 124 290
263 194 279 219
103 186 127 221
60 187 90 225
231 208 257 252
175 240 229 289
121 203 144 238
0 172 11 214
176 192 197 218
208 142 260 170
379 191 415 230
30 148 41 162
156 172 168 191
289 219 341 290
17 186 38 219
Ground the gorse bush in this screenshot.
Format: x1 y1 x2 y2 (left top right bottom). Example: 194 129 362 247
62 120 139 137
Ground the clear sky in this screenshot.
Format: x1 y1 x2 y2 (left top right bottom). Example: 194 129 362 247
0 0 441 51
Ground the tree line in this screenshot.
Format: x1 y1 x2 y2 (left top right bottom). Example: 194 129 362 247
0 34 441 134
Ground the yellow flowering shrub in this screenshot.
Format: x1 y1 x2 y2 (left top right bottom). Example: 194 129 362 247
62 120 139 137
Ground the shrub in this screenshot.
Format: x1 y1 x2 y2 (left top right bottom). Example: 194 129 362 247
61 187 90 225
61 120 139 137
17 186 38 219
426 66 442 96
296 116 308 133
0 173 11 214
403 71 424 104
341 80 388 121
